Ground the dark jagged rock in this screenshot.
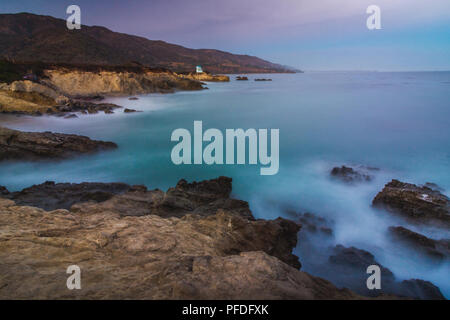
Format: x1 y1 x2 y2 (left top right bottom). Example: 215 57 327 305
123 108 138 113
288 211 334 236
328 244 445 299
254 78 272 81
372 179 450 227
236 76 249 81
388 226 449 261
330 165 374 183
0 186 9 195
329 245 395 281
397 279 445 300
71 176 253 220
423 182 444 192
0 127 117 161
58 101 122 115
63 113 78 119
4 181 131 210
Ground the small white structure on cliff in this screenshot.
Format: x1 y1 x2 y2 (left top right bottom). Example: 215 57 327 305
196 65 203 73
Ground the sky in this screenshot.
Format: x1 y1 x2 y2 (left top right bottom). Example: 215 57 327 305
1 0 450 71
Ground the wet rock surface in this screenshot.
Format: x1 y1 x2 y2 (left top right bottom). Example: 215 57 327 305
4 181 131 211
0 177 368 300
0 127 117 161
388 226 449 261
328 245 445 299
330 165 375 183
0 185 9 195
372 179 450 227
53 101 122 115
286 210 334 236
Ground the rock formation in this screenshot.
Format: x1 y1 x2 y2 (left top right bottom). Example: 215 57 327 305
328 245 445 299
0 126 117 161
0 65 205 115
373 179 450 227
0 177 366 300
4 181 131 211
181 73 230 82
330 165 375 183
388 226 449 261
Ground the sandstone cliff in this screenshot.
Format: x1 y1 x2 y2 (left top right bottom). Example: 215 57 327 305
42 68 204 97
180 73 230 82
0 64 205 115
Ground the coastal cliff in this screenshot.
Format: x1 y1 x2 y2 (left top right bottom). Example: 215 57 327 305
42 68 204 97
180 72 230 82
0 63 205 115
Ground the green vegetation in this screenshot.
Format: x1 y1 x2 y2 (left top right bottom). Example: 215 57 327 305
0 60 23 84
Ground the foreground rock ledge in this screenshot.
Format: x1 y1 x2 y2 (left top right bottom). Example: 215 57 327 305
0 126 117 161
0 177 366 299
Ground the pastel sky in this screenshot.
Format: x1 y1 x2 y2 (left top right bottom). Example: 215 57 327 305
1 0 450 71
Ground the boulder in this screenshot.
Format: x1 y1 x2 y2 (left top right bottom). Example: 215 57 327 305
0 186 9 195
372 179 450 227
330 165 374 183
328 244 445 299
0 127 117 161
397 279 445 300
388 226 449 261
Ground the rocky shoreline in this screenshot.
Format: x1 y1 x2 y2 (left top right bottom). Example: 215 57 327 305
0 171 448 299
0 126 117 161
0 124 448 299
0 62 210 116
0 177 364 299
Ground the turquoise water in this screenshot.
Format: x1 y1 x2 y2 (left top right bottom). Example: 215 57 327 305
1 72 449 296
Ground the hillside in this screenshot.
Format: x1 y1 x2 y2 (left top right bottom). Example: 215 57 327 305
0 13 293 74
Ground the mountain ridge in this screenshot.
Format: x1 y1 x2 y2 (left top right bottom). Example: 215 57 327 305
0 13 295 74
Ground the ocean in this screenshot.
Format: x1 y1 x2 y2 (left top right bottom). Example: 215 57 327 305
1 71 449 297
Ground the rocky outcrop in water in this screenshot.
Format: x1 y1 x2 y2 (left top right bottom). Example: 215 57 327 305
0 127 117 161
330 165 376 183
372 179 450 227
328 245 445 299
236 76 249 81
388 226 449 261
0 177 367 300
